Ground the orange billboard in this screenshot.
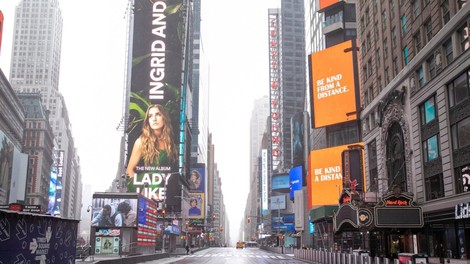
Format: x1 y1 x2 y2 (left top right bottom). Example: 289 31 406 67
309 40 358 128
307 144 357 207
0 11 3 54
319 0 344 10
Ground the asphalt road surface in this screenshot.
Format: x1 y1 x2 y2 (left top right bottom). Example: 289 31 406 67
140 247 309 264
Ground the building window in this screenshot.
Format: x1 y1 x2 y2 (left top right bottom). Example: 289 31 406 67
382 9 387 30
458 24 470 52
454 165 470 194
423 135 440 162
376 48 381 68
386 122 407 191
392 27 397 48
368 140 378 191
443 38 453 65
427 54 436 79
377 76 382 93
390 0 395 19
417 67 424 88
367 33 372 52
425 20 433 44
393 58 398 76
364 90 369 106
368 59 373 77
385 67 390 84
384 38 388 59
448 70 469 108
441 0 450 24
401 15 407 34
420 96 437 125
403 46 409 65
425 174 444 200
451 116 470 150
413 0 421 18
414 32 422 53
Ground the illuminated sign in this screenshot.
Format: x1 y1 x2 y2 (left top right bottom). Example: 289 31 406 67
455 202 470 220
318 0 345 10
309 40 358 128
262 149 268 212
289 166 302 200
91 194 138 228
308 144 361 207
268 9 282 171
272 173 290 190
0 11 3 54
126 0 183 203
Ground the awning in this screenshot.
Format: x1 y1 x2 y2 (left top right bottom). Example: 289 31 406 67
309 206 338 221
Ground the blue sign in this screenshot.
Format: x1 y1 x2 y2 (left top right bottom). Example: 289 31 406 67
289 166 303 200
272 174 290 190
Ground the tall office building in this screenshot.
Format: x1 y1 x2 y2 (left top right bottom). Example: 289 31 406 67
8 0 82 218
268 0 307 173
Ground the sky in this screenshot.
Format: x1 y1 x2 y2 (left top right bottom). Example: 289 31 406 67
0 0 279 243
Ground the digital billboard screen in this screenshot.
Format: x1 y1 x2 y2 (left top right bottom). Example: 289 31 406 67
189 166 205 193
289 166 303 200
188 193 205 219
308 144 352 207
126 0 184 204
91 195 138 228
272 173 290 190
309 40 358 128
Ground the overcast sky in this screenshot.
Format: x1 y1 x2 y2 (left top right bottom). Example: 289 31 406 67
0 0 278 242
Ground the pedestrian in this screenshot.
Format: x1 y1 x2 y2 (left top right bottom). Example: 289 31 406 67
185 244 190 255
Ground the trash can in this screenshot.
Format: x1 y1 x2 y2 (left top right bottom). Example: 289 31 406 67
412 254 428 264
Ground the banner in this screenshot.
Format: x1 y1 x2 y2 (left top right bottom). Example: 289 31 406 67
126 0 184 205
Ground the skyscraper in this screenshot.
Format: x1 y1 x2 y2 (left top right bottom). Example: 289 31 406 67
8 0 82 218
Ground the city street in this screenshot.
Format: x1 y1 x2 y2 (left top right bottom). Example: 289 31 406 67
139 248 309 264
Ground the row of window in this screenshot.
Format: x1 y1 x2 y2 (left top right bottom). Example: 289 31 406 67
418 69 470 200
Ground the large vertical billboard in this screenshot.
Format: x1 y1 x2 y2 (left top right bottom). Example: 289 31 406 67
268 9 282 171
0 129 15 204
309 40 358 128
126 0 184 204
261 149 268 213
189 166 205 193
308 144 362 207
187 193 204 219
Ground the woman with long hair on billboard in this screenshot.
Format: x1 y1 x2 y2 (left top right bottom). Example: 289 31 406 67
126 104 178 179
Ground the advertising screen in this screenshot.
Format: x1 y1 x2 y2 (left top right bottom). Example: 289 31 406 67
126 0 184 203
91 195 138 228
189 166 205 193
308 144 352 207
291 112 305 167
188 193 204 219
309 40 358 128
270 195 286 210
289 166 303 200
272 173 290 190
318 0 345 10
137 196 157 246
0 129 14 204
0 11 3 53
48 169 58 215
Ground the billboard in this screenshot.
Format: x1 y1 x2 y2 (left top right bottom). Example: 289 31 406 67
308 144 360 207
126 0 184 203
262 149 268 213
289 166 303 200
187 193 204 219
272 173 290 190
48 169 58 215
189 166 205 193
91 195 138 228
318 0 345 10
268 9 283 171
291 112 305 167
137 196 157 246
0 129 15 204
270 195 286 210
309 40 358 128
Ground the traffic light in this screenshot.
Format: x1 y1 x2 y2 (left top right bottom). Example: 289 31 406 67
212 214 215 220
247 217 251 223
162 209 166 217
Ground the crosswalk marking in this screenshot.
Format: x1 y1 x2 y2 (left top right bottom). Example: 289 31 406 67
188 253 286 259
